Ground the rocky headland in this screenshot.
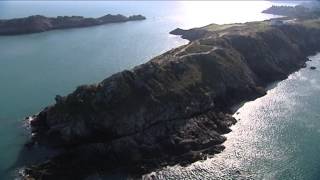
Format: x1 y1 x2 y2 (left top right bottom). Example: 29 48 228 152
0 14 146 35
21 18 320 179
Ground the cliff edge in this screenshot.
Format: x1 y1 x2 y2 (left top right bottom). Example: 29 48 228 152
23 18 320 179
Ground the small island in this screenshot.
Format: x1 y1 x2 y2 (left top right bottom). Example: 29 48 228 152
0 14 146 35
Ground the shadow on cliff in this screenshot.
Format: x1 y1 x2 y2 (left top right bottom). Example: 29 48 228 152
7 142 138 179
0 139 61 179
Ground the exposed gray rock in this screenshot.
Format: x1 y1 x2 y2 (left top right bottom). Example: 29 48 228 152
22 18 320 179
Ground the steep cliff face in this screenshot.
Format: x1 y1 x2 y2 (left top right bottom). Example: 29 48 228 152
24 19 320 179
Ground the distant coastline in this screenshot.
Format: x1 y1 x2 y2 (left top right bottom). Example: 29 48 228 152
16 2 320 180
262 4 320 18
0 14 146 35
22 16 320 179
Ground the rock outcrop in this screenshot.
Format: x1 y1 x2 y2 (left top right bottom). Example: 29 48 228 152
170 28 211 41
22 18 320 179
0 14 146 35
310 66 317 70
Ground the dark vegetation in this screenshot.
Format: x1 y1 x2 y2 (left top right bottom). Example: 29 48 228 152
0 14 146 35
20 18 320 179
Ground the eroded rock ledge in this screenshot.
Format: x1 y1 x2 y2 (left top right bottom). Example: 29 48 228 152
23 18 320 179
0 14 146 35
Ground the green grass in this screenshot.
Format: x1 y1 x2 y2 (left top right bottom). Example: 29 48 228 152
203 23 243 32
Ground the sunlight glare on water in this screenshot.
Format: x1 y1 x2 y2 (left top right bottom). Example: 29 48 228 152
176 1 275 28
147 54 320 179
0 1 306 179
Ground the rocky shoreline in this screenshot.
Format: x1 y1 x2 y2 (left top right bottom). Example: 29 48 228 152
20 17 320 179
0 14 146 35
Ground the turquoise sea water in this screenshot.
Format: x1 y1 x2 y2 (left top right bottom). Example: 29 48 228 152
0 1 310 179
